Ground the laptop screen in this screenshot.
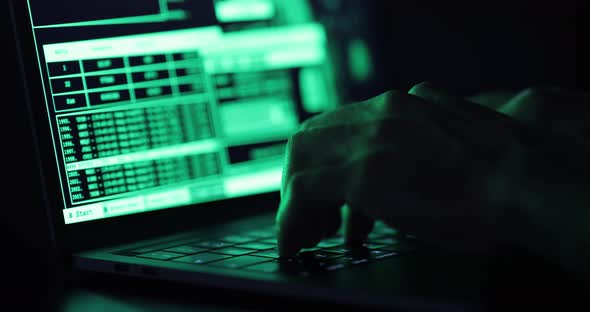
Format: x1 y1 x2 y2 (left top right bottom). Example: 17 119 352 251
23 0 336 224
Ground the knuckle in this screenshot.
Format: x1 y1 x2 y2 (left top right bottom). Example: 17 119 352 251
379 89 410 109
285 130 305 153
517 86 554 99
380 90 431 120
507 86 555 120
300 108 341 131
299 114 321 131
511 86 565 109
408 81 431 97
513 87 589 137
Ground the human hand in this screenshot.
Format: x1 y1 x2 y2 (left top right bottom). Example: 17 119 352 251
275 82 521 258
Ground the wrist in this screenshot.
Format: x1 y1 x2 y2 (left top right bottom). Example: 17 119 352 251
486 136 590 283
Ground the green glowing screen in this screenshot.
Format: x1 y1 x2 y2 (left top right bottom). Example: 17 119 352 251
25 0 337 224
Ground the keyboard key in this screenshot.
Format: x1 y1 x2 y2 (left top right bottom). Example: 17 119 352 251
163 245 208 254
241 230 274 238
323 246 373 259
125 246 161 254
220 235 255 244
259 238 277 244
324 263 346 271
334 256 370 266
136 251 184 260
322 246 351 254
211 247 257 256
323 244 369 252
208 255 269 269
369 250 398 259
236 242 275 250
123 241 180 255
173 253 231 264
299 246 321 253
251 249 279 258
317 258 352 271
298 250 342 261
193 241 233 249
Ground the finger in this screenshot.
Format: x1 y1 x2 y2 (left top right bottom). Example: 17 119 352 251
467 90 519 111
300 90 438 132
300 90 396 130
410 81 590 162
281 123 377 195
408 81 486 118
408 81 537 139
342 204 374 246
282 92 446 194
276 164 349 258
499 87 590 139
408 81 517 157
409 81 525 126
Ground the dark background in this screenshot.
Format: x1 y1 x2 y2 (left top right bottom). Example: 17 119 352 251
3 0 585 310
313 0 583 101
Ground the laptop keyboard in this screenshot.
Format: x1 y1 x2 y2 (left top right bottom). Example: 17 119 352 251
115 222 415 276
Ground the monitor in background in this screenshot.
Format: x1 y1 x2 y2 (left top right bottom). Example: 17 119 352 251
25 0 339 224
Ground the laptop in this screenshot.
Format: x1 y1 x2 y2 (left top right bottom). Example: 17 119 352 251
9 0 525 310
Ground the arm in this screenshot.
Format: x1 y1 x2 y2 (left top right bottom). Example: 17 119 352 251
490 128 590 284
414 83 590 283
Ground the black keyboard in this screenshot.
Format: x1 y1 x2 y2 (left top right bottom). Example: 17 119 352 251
115 222 415 276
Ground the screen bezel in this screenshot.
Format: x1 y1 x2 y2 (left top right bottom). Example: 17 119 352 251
7 0 308 255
